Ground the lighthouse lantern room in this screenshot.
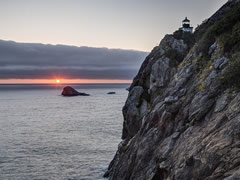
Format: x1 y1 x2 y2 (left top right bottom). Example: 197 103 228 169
180 17 193 33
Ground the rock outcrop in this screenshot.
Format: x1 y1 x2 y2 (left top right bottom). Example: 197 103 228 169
61 86 90 96
105 1 240 179
107 92 116 95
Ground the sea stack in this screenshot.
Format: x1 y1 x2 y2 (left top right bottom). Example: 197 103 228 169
61 86 90 96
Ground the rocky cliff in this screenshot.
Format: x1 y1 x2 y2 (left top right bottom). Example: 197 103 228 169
105 0 240 179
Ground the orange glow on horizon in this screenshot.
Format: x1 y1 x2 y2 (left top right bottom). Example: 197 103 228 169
0 79 132 84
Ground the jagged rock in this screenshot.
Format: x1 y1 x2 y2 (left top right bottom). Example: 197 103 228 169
159 35 188 55
139 99 148 119
214 56 228 70
209 42 217 55
164 96 178 104
224 173 240 180
219 59 228 69
150 57 177 96
205 70 218 86
150 57 171 89
178 88 187 97
106 1 240 179
214 92 229 113
122 86 144 139
61 86 90 96
129 34 188 93
188 93 216 123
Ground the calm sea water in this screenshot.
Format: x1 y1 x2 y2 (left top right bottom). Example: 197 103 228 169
0 84 129 180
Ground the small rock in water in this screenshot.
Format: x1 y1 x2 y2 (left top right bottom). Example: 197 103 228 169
107 92 116 95
61 86 90 96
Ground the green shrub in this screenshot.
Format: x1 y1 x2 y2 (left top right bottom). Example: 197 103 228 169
227 90 234 101
194 22 213 42
178 60 191 68
196 3 240 55
195 55 211 73
220 57 240 90
223 22 240 52
198 82 208 91
199 60 213 80
196 33 215 57
165 49 185 66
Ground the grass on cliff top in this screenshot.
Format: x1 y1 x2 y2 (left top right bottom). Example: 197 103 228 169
219 56 240 90
220 21 240 53
196 2 240 55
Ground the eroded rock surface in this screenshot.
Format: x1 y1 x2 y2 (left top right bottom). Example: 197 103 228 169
105 1 240 179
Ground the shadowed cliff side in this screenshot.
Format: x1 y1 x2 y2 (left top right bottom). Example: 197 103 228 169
105 0 240 179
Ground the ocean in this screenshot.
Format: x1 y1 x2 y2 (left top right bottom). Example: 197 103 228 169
0 84 129 180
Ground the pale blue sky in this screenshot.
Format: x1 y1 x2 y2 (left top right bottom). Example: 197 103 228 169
0 0 227 51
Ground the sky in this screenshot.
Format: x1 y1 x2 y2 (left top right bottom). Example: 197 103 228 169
0 0 227 84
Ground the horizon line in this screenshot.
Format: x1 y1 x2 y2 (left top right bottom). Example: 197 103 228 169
0 82 131 85
0 79 133 84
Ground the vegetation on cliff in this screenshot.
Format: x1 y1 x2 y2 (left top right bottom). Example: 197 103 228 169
106 1 240 179
196 2 240 55
220 56 240 90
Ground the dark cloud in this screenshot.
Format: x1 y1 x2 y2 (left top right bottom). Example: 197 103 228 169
0 40 148 80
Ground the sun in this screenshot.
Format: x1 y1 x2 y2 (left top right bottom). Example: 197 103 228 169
56 79 61 84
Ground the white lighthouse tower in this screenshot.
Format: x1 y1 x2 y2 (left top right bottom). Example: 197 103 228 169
180 17 193 33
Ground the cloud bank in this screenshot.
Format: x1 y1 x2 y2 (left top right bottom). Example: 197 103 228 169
0 40 148 80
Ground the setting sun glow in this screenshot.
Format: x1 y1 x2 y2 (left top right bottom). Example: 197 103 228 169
0 79 132 84
56 79 61 83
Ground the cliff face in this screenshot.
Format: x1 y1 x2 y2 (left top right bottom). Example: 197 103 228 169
105 0 240 179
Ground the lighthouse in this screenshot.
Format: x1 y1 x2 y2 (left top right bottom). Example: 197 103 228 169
180 17 193 33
